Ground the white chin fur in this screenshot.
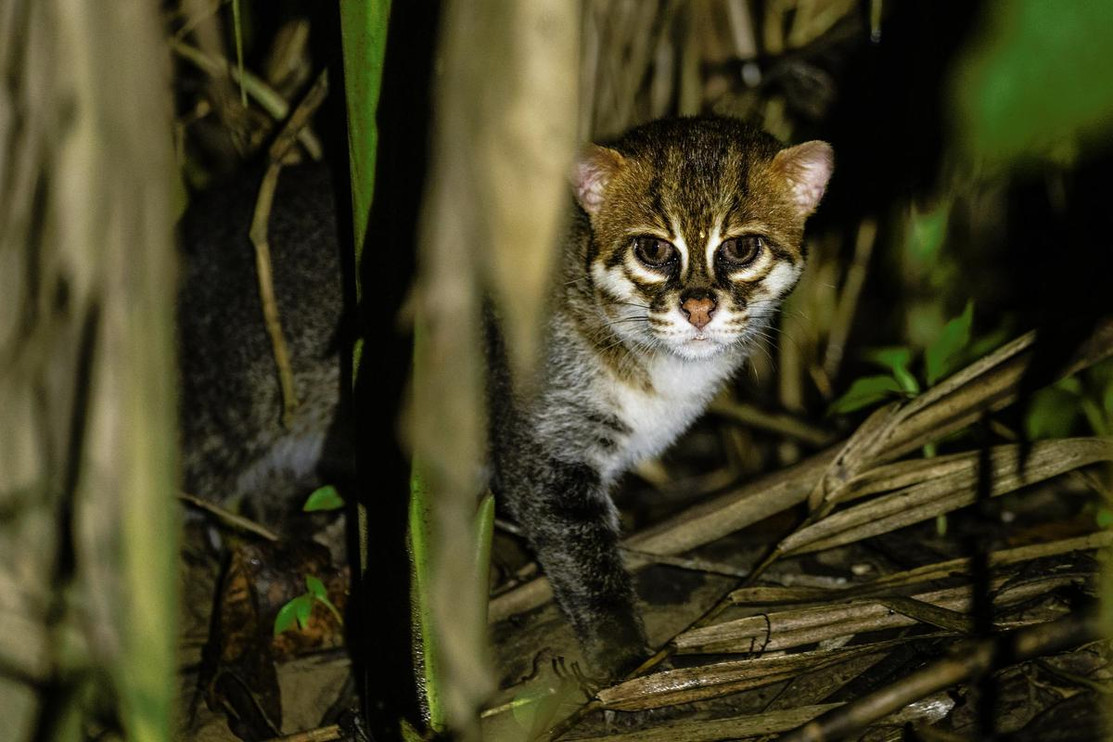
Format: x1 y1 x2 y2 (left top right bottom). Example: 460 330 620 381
662 329 735 360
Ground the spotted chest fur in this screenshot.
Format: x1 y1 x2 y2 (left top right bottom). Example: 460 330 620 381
534 325 745 482
600 347 740 477
490 116 833 679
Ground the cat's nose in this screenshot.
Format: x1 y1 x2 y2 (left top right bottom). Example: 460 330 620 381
680 292 717 329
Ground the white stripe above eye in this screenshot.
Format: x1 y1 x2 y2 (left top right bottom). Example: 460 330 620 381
704 221 724 276
669 218 689 277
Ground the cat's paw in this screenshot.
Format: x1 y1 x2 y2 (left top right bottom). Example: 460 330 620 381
584 642 653 690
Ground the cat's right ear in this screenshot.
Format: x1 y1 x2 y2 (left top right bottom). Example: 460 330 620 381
572 145 625 216
772 141 834 218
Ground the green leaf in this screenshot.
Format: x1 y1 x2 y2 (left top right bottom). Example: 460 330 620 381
829 375 905 415
294 593 313 629
1054 376 1083 395
965 326 1011 361
305 575 327 598
274 600 298 635
908 203 950 264
340 0 392 267
864 347 912 372
400 720 424 742
303 485 345 512
953 0 1113 165
1097 508 1113 530
1024 386 1082 440
864 347 921 395
511 690 548 729
302 575 344 624
317 595 344 624
925 302 974 386
274 594 314 636
1080 398 1110 437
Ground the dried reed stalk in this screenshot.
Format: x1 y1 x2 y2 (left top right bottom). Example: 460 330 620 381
0 1 178 736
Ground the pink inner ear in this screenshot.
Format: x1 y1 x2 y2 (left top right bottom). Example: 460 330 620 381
573 146 625 216
774 141 834 217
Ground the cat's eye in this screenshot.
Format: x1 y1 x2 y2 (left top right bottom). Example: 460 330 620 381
717 235 763 267
632 236 677 270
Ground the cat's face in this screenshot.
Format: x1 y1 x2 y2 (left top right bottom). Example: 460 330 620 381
574 118 832 361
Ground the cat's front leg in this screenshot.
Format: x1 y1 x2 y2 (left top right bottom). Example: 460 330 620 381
513 456 649 680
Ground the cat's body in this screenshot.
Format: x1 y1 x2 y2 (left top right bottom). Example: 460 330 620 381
489 118 832 674
177 164 349 527
178 116 831 679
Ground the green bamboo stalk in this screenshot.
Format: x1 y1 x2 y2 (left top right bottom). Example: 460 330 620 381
338 3 455 738
409 466 445 732
474 492 496 624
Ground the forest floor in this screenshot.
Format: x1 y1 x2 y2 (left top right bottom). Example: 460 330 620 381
173 419 1113 741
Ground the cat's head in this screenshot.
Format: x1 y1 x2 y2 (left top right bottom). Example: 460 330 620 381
573 117 832 361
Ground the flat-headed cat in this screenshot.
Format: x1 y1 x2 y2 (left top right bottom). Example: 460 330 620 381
489 117 832 675
178 116 832 680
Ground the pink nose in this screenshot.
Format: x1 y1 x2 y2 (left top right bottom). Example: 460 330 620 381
681 297 716 329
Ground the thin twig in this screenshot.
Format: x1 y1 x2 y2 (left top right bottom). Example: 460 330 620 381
178 492 279 541
709 400 836 447
249 165 298 428
247 70 331 428
268 69 328 162
823 217 877 382
619 547 750 579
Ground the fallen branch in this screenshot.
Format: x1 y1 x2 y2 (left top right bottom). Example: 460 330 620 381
777 611 1103 742
674 572 1083 656
597 636 934 712
777 438 1113 556
728 530 1113 606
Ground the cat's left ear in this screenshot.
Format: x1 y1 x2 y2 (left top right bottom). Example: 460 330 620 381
572 145 626 217
772 141 834 217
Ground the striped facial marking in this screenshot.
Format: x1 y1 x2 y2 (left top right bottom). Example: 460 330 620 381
574 118 831 362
